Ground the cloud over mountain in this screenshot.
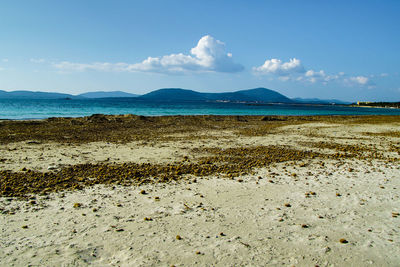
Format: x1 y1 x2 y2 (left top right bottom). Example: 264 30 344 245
253 57 375 87
51 34 381 89
345 75 375 88
348 76 369 85
253 58 305 76
54 35 243 74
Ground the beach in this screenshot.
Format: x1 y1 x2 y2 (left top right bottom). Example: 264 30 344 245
1 115 399 266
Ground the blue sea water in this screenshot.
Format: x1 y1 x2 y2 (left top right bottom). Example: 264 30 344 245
1 98 400 120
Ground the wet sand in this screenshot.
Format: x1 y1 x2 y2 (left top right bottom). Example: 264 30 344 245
1 115 399 266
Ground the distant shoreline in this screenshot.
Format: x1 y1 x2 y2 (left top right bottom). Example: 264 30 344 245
350 104 400 109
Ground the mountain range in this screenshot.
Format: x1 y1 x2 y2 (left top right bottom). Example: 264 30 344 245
0 90 137 99
79 91 139 98
0 90 83 100
140 88 294 103
0 88 349 104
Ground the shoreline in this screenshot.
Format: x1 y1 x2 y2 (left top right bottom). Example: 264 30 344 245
349 104 400 109
1 112 400 122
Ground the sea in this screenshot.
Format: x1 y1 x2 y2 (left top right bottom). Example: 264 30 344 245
1 98 400 120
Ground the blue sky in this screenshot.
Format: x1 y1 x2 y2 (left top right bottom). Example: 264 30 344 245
1 0 399 101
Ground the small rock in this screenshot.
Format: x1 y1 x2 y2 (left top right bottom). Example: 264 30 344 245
47 165 58 170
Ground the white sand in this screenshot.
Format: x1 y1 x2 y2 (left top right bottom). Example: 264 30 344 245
1 121 400 266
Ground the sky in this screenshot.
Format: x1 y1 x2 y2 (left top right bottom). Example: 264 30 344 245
1 0 400 101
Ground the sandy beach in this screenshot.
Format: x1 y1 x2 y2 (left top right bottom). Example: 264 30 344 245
1 115 399 266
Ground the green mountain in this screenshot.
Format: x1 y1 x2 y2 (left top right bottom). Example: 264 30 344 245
208 88 293 103
139 88 205 101
139 87 293 103
0 90 80 99
78 91 138 98
2 88 347 104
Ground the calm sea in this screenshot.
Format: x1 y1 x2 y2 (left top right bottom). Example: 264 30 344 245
1 98 400 120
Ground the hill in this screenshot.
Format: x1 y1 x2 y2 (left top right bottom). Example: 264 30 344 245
0 90 80 99
208 88 293 103
139 87 293 103
78 91 138 98
139 88 205 101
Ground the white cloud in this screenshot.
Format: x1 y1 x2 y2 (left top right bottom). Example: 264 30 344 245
30 58 46 63
253 57 377 88
344 75 376 89
53 35 243 74
2 58 8 63
253 57 340 85
54 62 129 72
305 69 327 83
304 69 343 84
380 73 389 77
253 58 304 76
278 76 290 81
349 76 369 85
